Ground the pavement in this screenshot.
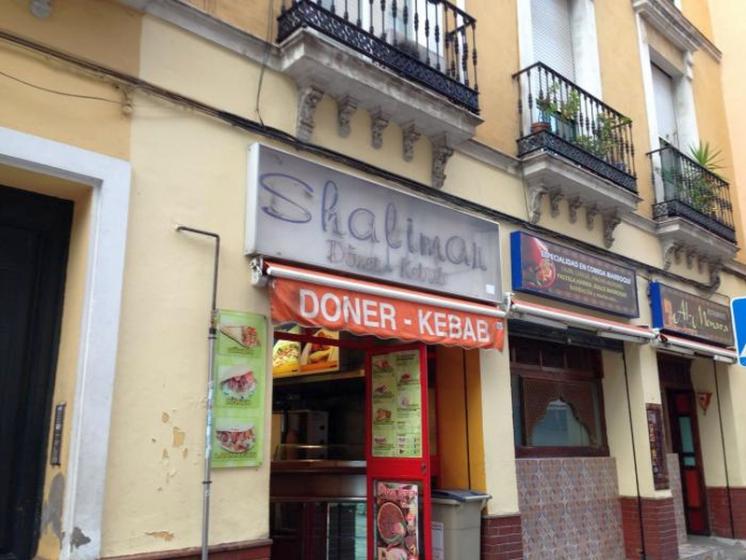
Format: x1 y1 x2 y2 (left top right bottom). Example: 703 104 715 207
680 536 746 560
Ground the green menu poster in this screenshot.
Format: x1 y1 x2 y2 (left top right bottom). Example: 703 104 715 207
211 310 267 469
371 349 422 458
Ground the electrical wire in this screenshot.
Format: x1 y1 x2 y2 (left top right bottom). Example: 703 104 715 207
254 0 275 126
0 27 742 297
0 69 121 105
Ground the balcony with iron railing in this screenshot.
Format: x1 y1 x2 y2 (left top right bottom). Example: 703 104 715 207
649 140 735 243
277 0 479 112
512 63 640 244
515 63 637 192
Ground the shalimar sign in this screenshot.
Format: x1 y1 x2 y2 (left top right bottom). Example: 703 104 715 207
246 144 502 303
650 282 733 347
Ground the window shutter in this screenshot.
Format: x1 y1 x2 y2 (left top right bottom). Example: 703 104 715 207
531 0 576 81
652 64 679 147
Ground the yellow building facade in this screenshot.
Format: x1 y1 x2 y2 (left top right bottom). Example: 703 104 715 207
1 1 745 560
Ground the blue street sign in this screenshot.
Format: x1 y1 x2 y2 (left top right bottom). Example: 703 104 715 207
731 297 746 366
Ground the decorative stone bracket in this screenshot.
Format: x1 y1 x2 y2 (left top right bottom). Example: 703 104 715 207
525 185 623 248
402 123 421 162
431 134 454 190
336 96 358 138
662 239 724 290
296 85 324 142
370 109 390 149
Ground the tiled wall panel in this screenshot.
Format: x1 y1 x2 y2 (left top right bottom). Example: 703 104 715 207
516 458 625 560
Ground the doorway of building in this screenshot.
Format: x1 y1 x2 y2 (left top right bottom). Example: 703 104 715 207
659 355 709 536
0 186 72 560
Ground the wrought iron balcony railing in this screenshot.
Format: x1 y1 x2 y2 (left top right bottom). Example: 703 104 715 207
514 63 637 192
649 140 735 242
277 0 479 113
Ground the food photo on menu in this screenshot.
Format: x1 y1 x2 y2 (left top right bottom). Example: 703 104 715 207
218 364 257 402
272 324 340 377
375 481 420 560
521 235 557 289
219 323 261 350
214 418 256 455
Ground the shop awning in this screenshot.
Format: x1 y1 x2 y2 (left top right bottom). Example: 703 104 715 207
263 262 506 350
508 296 656 343
654 332 738 363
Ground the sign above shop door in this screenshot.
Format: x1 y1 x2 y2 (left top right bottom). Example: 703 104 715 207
246 144 502 303
265 261 506 350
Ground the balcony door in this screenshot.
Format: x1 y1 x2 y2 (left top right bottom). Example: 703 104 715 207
652 63 680 149
531 0 575 81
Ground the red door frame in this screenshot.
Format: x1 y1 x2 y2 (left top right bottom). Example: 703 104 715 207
366 343 431 560
667 389 709 535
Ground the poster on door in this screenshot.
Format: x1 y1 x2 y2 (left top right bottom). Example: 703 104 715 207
212 310 267 468
374 480 421 560
371 350 422 458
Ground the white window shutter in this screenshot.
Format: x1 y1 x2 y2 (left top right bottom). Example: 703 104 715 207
652 64 679 147
531 0 575 81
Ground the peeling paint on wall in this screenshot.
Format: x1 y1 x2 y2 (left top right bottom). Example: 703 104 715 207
172 426 185 447
145 530 174 541
40 473 65 545
161 412 170 423
70 526 91 549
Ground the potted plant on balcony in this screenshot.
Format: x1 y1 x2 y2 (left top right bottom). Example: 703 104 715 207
532 86 580 139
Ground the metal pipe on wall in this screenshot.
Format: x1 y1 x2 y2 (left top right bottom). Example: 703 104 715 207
621 346 647 559
713 360 736 539
176 226 221 560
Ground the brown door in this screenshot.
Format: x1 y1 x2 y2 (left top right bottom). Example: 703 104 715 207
667 390 709 535
0 186 72 560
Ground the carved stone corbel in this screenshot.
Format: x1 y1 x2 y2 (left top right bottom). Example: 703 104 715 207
30 0 52 18
402 123 421 162
708 260 723 291
549 189 564 218
585 204 599 231
296 85 324 142
431 134 454 189
697 255 706 274
336 96 358 138
526 184 547 225
602 212 621 248
662 240 682 270
685 248 697 270
568 196 583 224
370 109 390 149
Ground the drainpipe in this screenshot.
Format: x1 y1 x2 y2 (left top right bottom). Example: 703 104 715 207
622 346 647 559
713 360 736 539
176 226 221 560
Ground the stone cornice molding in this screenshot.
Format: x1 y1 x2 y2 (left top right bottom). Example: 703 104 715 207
633 0 721 60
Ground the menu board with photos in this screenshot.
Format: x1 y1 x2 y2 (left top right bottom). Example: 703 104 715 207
371 349 422 458
212 310 267 469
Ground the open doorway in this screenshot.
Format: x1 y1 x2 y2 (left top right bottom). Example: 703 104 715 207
268 328 438 559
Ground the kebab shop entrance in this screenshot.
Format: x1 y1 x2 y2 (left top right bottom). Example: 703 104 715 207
264 262 505 560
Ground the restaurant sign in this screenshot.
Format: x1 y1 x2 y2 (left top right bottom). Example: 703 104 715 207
650 282 733 347
510 232 639 317
246 144 502 303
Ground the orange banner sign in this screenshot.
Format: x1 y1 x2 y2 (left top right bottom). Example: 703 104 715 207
269 276 504 350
